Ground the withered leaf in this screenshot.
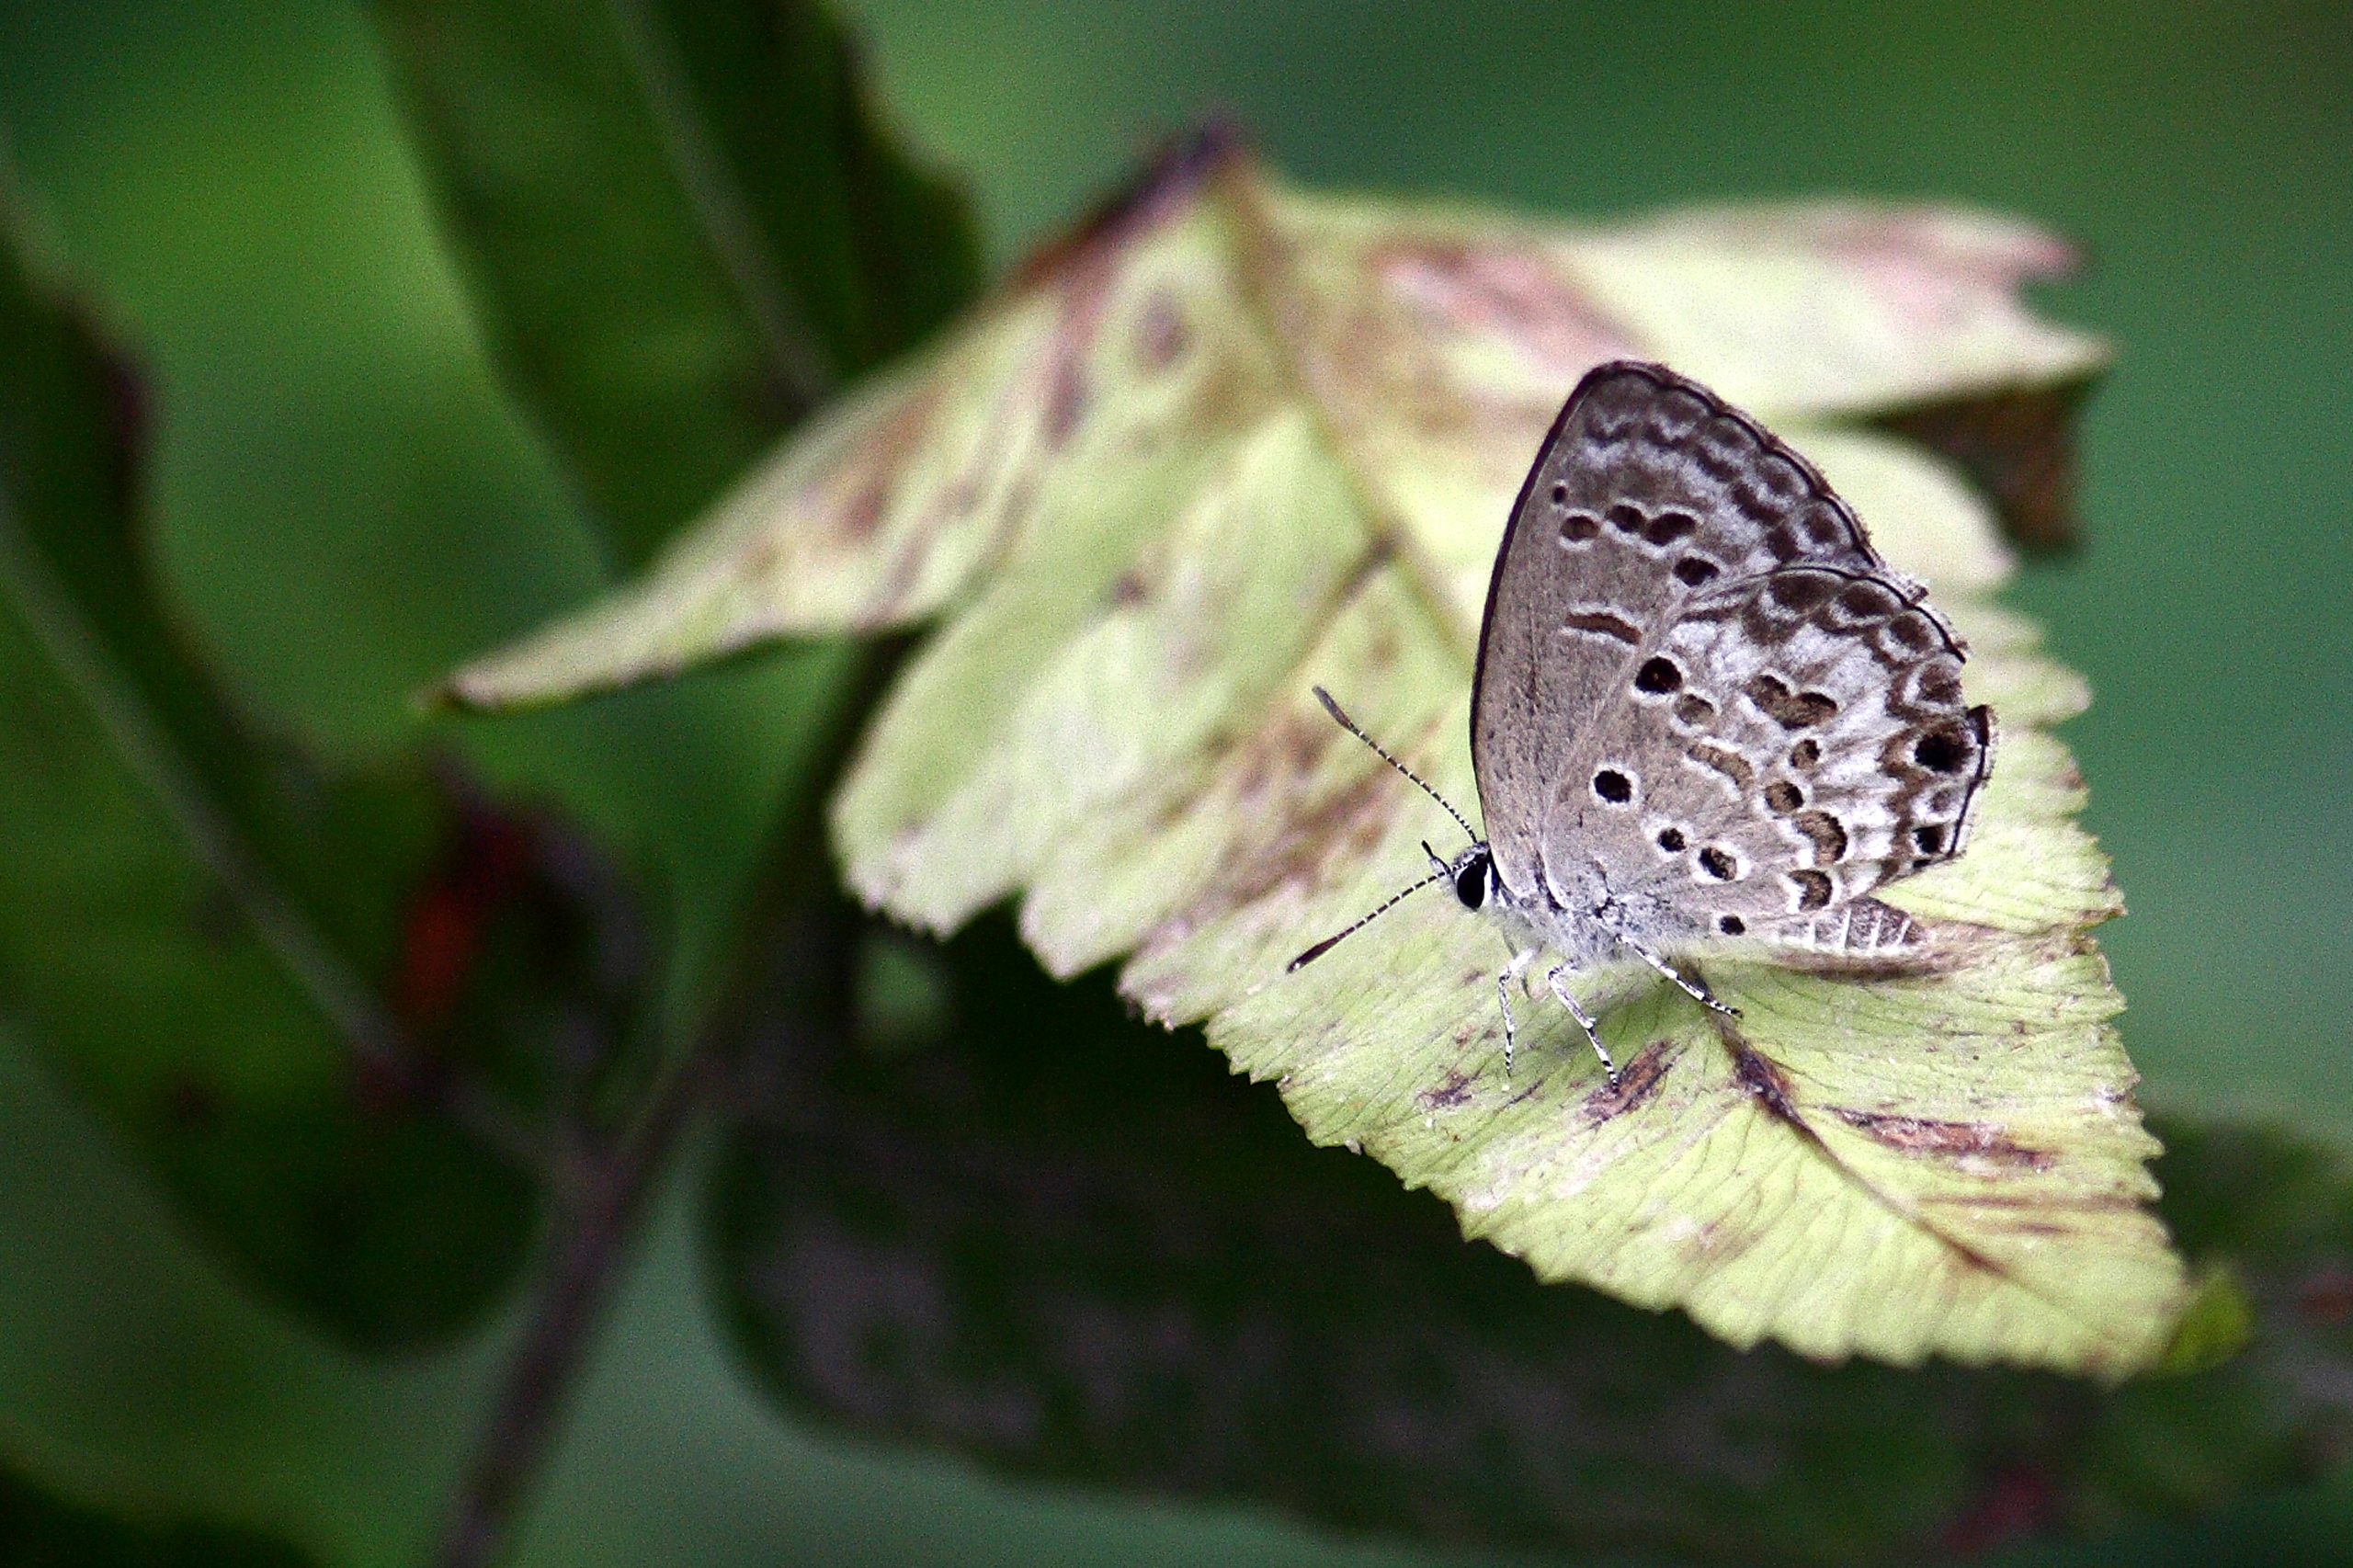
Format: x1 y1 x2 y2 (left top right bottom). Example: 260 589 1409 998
451 130 2181 1373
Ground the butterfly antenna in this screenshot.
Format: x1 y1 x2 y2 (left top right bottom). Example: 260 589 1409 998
1309 686 1478 844
1287 863 1449 972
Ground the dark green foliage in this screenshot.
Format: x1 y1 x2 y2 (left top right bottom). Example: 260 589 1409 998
0 189 559 1349
2 3 2349 1563
0 1461 314 1568
713 915 2353 1564
370 0 979 569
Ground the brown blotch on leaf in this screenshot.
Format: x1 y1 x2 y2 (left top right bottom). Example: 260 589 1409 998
1151 705 1389 935
823 384 947 544
1416 1066 1476 1113
1372 236 1638 374
1730 1040 1802 1125
1136 288 1190 369
1581 1040 1672 1122
1721 1027 2018 1289
1044 358 1091 445
839 474 892 542
1832 1108 2056 1169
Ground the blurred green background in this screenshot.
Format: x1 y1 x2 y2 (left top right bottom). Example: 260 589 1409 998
0 1 2346 1564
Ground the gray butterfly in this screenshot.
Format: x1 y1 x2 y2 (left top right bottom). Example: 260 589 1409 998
1292 360 1995 1080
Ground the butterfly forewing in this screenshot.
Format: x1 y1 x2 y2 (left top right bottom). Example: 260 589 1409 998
1470 361 1993 949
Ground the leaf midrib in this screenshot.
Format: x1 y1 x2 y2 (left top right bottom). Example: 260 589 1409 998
1213 167 1484 659
0 492 402 1070
1705 1008 2163 1366
606 0 836 415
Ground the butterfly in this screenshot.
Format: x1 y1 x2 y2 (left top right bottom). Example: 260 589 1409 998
1291 361 1995 1081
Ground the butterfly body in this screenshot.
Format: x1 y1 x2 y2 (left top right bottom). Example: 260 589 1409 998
1443 840 1644 971
1296 360 1995 1079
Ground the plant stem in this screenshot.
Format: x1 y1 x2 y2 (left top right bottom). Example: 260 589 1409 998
426 640 889 1567
431 1047 709 1568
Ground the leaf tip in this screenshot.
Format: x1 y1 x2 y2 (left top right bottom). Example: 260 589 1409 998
2147 1265 2256 1378
1007 117 1255 290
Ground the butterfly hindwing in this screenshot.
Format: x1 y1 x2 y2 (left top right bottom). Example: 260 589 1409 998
1470 361 1992 949
1552 562 1994 937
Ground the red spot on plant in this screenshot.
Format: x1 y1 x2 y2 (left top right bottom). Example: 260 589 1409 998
1942 1462 2063 1556
394 806 534 1032
2298 1268 2353 1325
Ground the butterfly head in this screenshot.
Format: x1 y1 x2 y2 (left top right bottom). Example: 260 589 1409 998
1430 839 1495 913
1287 687 1494 975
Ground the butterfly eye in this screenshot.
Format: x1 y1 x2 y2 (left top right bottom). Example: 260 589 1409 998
1453 857 1489 910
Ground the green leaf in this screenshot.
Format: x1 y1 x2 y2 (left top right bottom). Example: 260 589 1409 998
712 915 2351 1563
460 136 2181 1370
0 169 632 1348
0 1454 314 1568
370 0 978 570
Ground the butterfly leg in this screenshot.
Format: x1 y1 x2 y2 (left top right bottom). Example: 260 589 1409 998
1545 964 1619 1085
1620 934 1740 1018
1495 947 1538 1077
